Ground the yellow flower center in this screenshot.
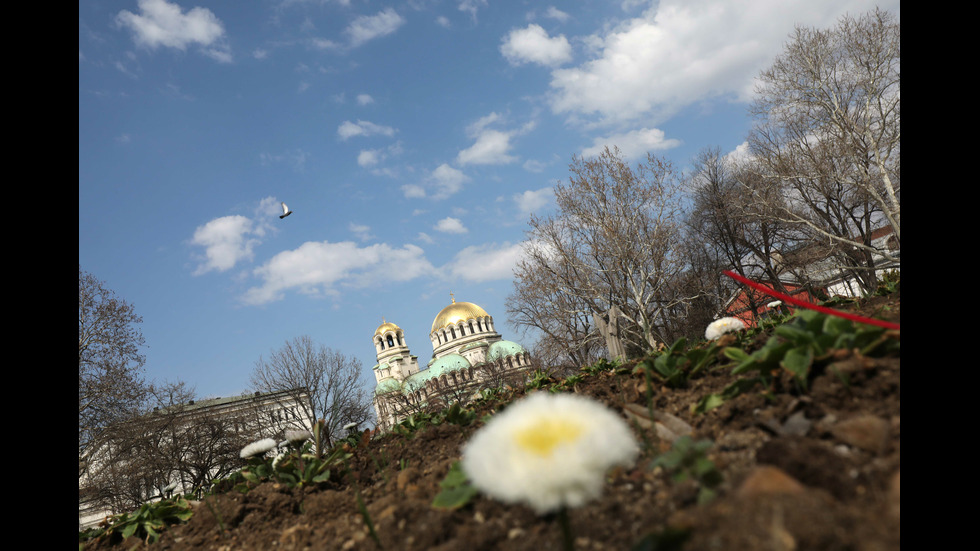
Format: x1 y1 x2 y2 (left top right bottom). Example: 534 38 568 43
514 418 584 456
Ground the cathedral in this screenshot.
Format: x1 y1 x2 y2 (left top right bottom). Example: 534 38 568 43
370 295 532 430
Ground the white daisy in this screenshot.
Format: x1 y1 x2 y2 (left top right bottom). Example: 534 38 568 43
462 392 638 514
285 429 312 443
240 437 278 459
705 317 747 340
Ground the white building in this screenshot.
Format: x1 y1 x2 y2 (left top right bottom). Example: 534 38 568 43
371 295 532 430
79 388 312 530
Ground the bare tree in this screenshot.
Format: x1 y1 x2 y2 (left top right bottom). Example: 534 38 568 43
685 148 813 309
746 7 900 294
250 336 373 452
80 381 259 517
507 256 602 369
510 147 696 357
79 267 148 460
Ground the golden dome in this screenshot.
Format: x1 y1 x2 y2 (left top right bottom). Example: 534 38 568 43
375 320 401 336
431 297 490 333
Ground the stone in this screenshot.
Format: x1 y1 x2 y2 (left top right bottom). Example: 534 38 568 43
736 466 806 499
830 415 890 455
396 466 419 490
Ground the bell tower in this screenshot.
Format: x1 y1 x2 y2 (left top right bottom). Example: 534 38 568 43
372 319 419 384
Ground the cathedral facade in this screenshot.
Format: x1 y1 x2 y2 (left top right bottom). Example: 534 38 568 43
370 295 532 430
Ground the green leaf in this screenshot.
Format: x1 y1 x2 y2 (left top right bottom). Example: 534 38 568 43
432 461 478 510
774 324 813 344
723 347 750 361
431 484 479 510
692 393 725 414
781 346 813 381
822 314 852 336
312 470 332 483
121 522 139 539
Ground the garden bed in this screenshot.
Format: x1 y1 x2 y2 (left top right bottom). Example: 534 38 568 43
83 291 899 551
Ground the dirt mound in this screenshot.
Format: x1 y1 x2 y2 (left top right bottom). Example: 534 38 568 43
84 293 899 551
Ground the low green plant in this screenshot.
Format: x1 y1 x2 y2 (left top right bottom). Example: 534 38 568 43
441 400 477 426
693 309 900 413
524 368 553 390
580 357 623 375
473 386 502 404
79 496 194 547
270 444 351 488
431 460 479 510
874 270 900 296
551 373 585 392
730 309 898 389
635 337 720 389
651 436 722 505
236 433 352 492
392 411 436 436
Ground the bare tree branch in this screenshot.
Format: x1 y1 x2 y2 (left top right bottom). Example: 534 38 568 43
250 336 373 452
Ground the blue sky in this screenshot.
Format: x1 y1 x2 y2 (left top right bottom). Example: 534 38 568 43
79 0 899 401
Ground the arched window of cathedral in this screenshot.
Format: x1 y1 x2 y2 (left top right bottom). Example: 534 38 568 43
387 335 394 347
378 337 385 350
450 327 456 339
469 321 475 334
476 319 483 332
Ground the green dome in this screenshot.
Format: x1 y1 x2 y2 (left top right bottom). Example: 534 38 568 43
459 341 488 352
402 373 430 394
487 340 526 362
375 378 401 395
427 353 471 379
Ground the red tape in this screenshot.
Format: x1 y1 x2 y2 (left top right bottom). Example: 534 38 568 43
723 270 900 330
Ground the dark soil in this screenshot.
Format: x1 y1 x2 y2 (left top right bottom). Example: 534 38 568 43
85 292 899 551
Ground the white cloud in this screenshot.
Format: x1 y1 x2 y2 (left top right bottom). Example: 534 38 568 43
444 242 525 282
435 16 451 28
189 198 282 275
500 24 572 67
401 184 427 199
115 0 231 62
522 159 547 172
356 94 374 105
513 187 553 215
548 0 889 126
311 38 342 51
346 8 405 48
357 149 381 167
457 129 517 166
337 120 396 140
544 7 571 23
726 141 753 164
431 164 469 198
242 241 433 305
349 222 372 241
403 164 470 200
190 215 260 275
581 128 681 159
259 149 310 172
457 112 537 166
435 217 468 234
458 0 488 22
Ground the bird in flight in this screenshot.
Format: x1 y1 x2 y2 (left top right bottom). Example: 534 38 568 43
280 202 293 219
